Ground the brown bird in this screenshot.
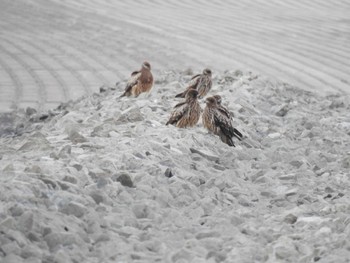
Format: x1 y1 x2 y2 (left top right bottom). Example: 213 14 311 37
120 61 153 97
202 96 243 146
166 89 201 128
175 68 212 99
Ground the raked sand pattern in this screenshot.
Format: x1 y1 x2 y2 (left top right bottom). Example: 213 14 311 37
0 71 350 262
0 0 349 112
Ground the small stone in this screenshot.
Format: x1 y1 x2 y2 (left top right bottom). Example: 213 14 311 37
164 168 174 178
21 244 43 259
68 130 87 144
171 248 194 263
195 231 221 239
96 177 110 188
2 241 21 255
26 107 37 116
24 165 42 174
72 163 83 171
190 148 219 162
90 191 105 205
0 218 16 230
116 173 133 188
268 132 281 139
207 251 227 263
18 211 34 232
58 145 71 158
275 104 289 117
63 175 77 184
40 177 57 189
132 203 151 219
44 233 61 251
60 202 86 218
284 214 298 224
99 85 108 93
289 160 303 168
27 232 40 242
2 254 24 263
117 107 144 123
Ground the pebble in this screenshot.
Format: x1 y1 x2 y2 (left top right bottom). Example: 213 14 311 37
116 173 134 187
60 202 87 218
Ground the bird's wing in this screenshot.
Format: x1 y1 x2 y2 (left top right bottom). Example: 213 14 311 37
175 74 202 98
217 106 232 120
213 110 242 141
131 70 140 76
197 76 212 98
124 72 141 94
166 101 188 125
187 74 201 89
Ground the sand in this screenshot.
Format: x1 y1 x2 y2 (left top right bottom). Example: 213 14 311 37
0 0 349 112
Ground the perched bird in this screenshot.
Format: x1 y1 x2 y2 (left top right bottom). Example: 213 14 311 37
120 61 153 97
166 89 201 128
202 96 243 146
175 68 212 99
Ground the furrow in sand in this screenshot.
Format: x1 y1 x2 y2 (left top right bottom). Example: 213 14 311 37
1 38 70 102
52 0 350 85
13 35 94 97
149 0 350 62
50 0 207 70
0 54 22 109
0 45 47 110
128 0 344 93
154 0 350 62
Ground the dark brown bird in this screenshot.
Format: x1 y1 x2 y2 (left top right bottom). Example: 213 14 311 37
202 96 243 146
175 68 212 99
120 61 153 97
166 89 201 128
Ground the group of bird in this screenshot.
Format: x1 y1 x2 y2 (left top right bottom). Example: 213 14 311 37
119 61 243 147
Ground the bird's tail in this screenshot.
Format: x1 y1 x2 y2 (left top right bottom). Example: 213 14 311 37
175 92 185 98
227 137 236 147
219 133 236 147
233 128 243 141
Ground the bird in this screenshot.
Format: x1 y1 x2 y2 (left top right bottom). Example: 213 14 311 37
120 61 153 97
202 96 243 146
175 68 212 99
166 89 202 128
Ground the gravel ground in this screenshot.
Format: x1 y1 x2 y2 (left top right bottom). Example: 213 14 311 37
1 71 350 262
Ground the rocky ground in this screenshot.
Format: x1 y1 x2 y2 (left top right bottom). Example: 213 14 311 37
0 71 350 262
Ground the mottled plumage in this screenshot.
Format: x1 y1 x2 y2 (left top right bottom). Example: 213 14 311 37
175 68 212 99
166 89 201 128
212 94 234 119
120 61 153 97
202 96 243 146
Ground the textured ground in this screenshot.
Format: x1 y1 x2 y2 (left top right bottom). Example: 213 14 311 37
0 71 350 262
0 0 349 112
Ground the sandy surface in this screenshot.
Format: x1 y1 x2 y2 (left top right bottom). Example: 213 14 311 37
0 0 349 112
0 71 350 262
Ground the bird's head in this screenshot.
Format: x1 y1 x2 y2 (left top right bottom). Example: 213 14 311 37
203 68 212 75
186 89 199 99
142 61 151 70
205 96 217 106
212 95 222 105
